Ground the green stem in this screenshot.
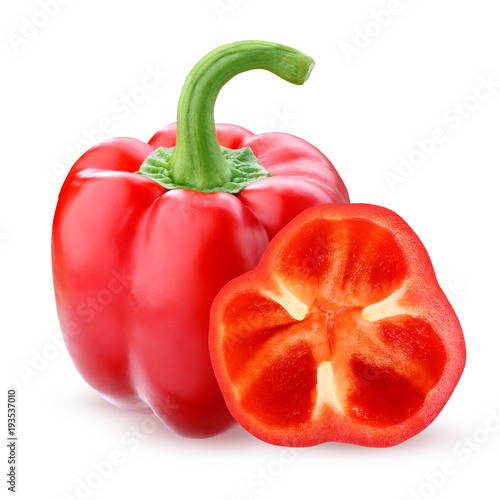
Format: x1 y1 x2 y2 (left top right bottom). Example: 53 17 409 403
168 40 315 190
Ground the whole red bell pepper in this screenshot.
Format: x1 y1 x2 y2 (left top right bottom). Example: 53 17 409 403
51 41 349 437
209 203 466 446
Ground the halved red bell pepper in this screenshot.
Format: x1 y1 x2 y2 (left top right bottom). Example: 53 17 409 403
51 41 348 438
209 203 466 447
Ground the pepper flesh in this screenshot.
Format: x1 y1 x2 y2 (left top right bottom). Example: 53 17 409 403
51 41 348 438
209 204 466 446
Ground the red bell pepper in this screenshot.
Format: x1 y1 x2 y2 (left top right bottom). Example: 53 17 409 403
51 41 349 437
209 203 466 446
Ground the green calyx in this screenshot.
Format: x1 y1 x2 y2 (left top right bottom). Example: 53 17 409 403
137 40 315 194
138 145 271 193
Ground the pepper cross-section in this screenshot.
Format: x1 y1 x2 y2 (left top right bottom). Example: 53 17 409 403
209 204 466 447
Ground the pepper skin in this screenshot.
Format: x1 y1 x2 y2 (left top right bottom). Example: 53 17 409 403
209 204 466 446
51 41 348 438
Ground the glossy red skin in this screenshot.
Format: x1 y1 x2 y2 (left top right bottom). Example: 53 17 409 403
209 204 466 447
52 123 348 438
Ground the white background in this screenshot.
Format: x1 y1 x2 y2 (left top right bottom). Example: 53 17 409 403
2 1 500 499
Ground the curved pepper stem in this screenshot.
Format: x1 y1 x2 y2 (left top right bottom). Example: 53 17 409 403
168 40 315 191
